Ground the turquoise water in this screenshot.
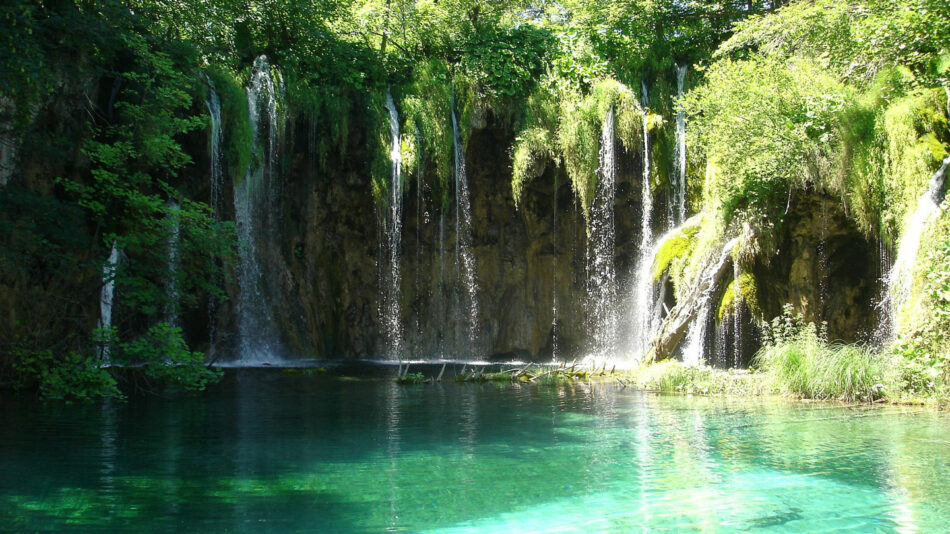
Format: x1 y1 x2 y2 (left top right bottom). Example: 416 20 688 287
2 368 950 532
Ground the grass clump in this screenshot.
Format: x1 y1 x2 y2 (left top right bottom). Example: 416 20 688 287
755 306 884 402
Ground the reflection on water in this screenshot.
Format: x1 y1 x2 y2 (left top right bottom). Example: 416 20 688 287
1 370 949 532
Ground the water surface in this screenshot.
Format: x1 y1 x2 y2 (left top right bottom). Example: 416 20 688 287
2 369 949 532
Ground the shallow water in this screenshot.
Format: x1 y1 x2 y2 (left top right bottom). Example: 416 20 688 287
2 369 949 532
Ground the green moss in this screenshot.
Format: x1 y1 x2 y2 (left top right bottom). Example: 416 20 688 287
367 90 390 209
401 59 454 209
651 219 700 282
297 86 354 171
205 66 254 184
510 87 560 207
717 271 760 322
556 78 643 215
512 127 557 206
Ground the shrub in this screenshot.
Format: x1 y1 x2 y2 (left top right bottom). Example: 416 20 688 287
119 322 222 392
13 348 123 403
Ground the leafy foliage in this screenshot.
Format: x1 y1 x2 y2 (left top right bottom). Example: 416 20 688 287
118 323 222 391
13 348 123 403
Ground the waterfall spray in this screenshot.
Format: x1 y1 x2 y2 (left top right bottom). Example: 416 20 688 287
586 106 618 359
682 238 740 366
551 171 560 362
164 200 181 327
673 64 687 226
204 76 224 218
887 155 950 329
98 241 120 365
381 87 404 360
732 261 742 368
626 81 659 362
203 75 223 357
233 55 282 364
450 96 479 355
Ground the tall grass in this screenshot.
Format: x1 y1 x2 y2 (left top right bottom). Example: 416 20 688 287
755 323 884 401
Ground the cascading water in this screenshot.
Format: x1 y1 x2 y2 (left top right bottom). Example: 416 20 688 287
873 240 893 342
887 155 950 326
714 317 728 368
673 64 687 226
412 125 426 356
98 241 120 365
627 82 659 362
640 80 653 249
681 238 740 366
450 97 479 354
204 75 223 357
731 262 743 369
233 55 282 364
551 172 559 362
682 303 709 367
0 96 18 187
817 199 829 319
204 76 224 217
438 210 446 358
381 87 404 360
586 107 618 358
164 200 181 327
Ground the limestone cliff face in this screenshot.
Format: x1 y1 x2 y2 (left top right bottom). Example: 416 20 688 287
754 192 882 343
1 81 885 365
261 109 645 361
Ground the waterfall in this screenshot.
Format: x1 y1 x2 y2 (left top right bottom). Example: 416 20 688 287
625 81 658 362
98 241 120 365
450 98 479 354
682 303 709 367
381 87 404 360
413 125 425 356
586 106 618 358
673 64 687 225
682 238 740 366
731 261 742 369
165 201 181 327
640 80 653 248
551 172 559 362
0 96 18 187
233 55 282 364
714 317 728 368
887 155 950 326
817 199 829 320
874 240 893 342
204 76 224 217
438 210 446 358
204 75 223 357
627 224 682 361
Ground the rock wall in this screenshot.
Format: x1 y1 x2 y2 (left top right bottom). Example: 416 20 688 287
260 109 647 361
755 191 882 343
0 78 885 365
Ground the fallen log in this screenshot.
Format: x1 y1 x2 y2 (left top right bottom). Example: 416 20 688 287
646 237 739 363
